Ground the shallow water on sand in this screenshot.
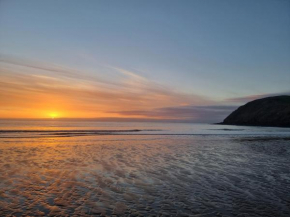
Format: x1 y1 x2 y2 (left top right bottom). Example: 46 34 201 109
0 121 290 216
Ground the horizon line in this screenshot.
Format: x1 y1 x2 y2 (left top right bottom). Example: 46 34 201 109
0 117 215 124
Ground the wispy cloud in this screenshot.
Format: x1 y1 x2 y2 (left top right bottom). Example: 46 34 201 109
0 54 120 88
0 55 213 119
226 92 290 104
3 54 284 121
112 105 237 123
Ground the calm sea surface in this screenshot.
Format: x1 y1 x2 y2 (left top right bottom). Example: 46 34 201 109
0 120 290 216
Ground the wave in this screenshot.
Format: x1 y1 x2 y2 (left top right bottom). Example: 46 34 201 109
0 129 146 133
1 129 290 139
0 129 163 138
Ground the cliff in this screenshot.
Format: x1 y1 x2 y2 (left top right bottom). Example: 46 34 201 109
221 95 290 127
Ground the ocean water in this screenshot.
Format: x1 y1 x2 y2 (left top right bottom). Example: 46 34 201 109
0 120 290 216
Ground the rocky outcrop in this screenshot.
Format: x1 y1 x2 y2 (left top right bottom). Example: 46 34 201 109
221 95 290 127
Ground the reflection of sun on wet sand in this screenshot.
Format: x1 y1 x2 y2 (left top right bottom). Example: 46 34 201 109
0 135 289 216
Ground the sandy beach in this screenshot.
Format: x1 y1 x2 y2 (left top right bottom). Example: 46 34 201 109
0 130 289 216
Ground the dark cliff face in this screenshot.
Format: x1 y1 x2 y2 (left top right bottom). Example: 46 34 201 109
222 95 290 127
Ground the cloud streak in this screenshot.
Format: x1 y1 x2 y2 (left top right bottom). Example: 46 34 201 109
226 92 290 104
0 55 213 120
3 55 285 122
112 105 237 123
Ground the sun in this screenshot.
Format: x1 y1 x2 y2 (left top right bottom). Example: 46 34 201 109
49 112 58 119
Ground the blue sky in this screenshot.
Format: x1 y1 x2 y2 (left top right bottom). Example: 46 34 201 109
0 0 289 121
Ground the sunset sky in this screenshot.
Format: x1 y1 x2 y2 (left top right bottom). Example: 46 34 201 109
0 0 289 122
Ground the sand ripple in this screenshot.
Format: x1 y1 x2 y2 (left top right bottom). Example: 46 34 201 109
0 135 289 216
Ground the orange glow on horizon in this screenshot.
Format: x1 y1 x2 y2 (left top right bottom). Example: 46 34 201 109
0 59 212 120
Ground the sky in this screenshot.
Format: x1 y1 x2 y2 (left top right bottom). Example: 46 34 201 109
0 0 289 122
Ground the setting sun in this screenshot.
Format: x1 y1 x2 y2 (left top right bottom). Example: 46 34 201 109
49 113 58 119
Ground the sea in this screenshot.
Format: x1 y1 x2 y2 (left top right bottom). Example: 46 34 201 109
0 120 289 216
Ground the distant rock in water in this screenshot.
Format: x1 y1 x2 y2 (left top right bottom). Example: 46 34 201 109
221 95 290 127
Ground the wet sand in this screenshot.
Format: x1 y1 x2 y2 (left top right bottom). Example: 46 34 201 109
0 135 289 216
